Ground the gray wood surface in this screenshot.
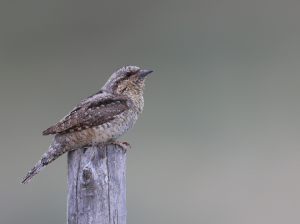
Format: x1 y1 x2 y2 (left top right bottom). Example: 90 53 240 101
67 144 126 224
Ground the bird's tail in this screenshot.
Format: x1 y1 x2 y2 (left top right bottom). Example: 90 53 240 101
21 135 69 185
21 160 45 185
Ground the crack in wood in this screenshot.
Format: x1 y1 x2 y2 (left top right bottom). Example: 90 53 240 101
67 145 126 224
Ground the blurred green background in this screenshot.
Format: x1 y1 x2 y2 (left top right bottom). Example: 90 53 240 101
1 1 300 223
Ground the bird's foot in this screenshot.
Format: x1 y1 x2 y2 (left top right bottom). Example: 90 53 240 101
108 141 131 153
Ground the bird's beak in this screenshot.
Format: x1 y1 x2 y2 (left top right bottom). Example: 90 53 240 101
137 70 153 77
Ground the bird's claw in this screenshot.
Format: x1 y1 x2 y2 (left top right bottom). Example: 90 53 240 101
121 142 131 149
109 141 131 153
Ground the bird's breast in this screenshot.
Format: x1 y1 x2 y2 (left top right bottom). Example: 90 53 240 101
63 103 139 150
66 108 137 146
92 109 138 143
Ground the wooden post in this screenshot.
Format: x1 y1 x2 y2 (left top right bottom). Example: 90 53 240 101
67 144 127 224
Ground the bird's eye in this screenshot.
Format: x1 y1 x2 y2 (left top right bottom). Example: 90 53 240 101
125 72 132 77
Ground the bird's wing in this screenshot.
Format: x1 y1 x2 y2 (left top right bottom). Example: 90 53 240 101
42 95 128 135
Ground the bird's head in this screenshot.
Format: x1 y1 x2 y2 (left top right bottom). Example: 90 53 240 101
102 65 153 97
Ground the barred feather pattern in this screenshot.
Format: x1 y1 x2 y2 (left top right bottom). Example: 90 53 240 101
21 105 138 184
21 65 152 184
21 134 70 184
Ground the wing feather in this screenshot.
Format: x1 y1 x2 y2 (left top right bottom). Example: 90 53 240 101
42 95 128 135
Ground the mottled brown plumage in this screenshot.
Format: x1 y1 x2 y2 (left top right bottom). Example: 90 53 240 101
21 65 152 184
42 97 128 135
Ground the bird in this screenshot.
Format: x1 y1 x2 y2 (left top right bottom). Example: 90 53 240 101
21 65 153 184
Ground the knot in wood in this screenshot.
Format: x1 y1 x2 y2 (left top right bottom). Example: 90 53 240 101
81 167 93 185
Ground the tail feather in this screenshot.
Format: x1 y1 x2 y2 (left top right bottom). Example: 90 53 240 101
21 134 70 185
21 161 45 185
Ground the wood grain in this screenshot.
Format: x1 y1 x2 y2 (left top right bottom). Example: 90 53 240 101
67 144 126 224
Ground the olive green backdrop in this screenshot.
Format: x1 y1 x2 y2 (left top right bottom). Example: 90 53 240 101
1 1 300 223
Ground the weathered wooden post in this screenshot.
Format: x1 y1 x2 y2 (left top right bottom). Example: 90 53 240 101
67 144 126 224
